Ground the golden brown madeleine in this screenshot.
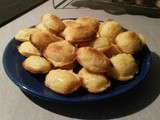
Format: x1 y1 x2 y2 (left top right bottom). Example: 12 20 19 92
105 43 122 58
23 56 52 74
36 23 65 41
30 31 59 51
18 41 41 57
98 21 123 42
41 13 65 34
76 47 111 73
93 37 111 52
62 19 76 27
62 23 96 43
108 53 138 81
78 68 111 93
76 16 99 30
15 28 40 42
43 41 76 67
115 31 143 54
36 23 51 34
45 69 82 94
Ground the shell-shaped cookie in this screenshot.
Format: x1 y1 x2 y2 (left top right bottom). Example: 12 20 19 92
30 31 60 51
76 47 111 73
42 13 65 34
79 68 111 93
18 41 41 57
15 28 40 42
76 16 99 30
108 53 138 81
98 21 123 42
45 69 82 94
115 31 143 54
62 23 96 43
93 37 111 52
62 19 76 27
23 56 52 74
43 41 76 67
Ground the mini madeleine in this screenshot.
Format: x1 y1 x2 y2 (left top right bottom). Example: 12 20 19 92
30 31 60 51
115 31 143 54
36 23 65 41
23 56 52 74
79 68 111 93
36 24 64 40
76 16 99 30
98 21 123 42
43 41 76 67
36 23 50 33
42 13 65 34
15 28 40 42
93 37 111 52
108 53 138 81
18 41 41 57
62 22 96 43
45 69 82 94
76 47 111 73
62 19 76 27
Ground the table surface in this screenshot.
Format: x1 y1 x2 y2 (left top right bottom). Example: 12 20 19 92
1 1 160 120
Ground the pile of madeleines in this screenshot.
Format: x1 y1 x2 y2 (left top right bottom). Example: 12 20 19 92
15 13 146 95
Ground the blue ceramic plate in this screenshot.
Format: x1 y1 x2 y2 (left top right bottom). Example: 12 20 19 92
3 38 151 103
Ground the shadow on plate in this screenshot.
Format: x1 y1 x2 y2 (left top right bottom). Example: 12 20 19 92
23 52 160 119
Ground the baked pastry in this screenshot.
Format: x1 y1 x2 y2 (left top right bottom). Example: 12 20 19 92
36 23 65 41
45 69 82 94
36 24 64 40
76 16 99 30
115 31 143 54
62 23 96 43
98 21 123 42
41 13 65 34
36 23 51 34
108 53 138 81
43 41 76 67
79 68 111 93
93 37 111 52
36 23 64 39
30 31 60 51
18 41 41 57
23 56 52 74
76 47 111 73
15 28 40 42
62 19 76 27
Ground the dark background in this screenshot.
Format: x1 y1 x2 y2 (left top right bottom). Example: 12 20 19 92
0 0 47 27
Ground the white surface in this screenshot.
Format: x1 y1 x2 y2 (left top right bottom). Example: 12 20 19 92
1 0 160 120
